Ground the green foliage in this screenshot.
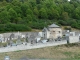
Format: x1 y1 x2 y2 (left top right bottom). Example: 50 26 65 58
0 10 10 23
0 23 32 32
2 42 7 47
39 8 48 19
13 39 17 43
8 8 18 23
62 12 69 20
0 0 80 32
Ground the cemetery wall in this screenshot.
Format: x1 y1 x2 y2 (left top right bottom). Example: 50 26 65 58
69 36 79 43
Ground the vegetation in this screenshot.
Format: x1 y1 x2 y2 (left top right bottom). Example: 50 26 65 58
0 0 80 32
1 42 7 47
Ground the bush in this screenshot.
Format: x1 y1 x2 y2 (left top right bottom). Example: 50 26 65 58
2 43 7 47
0 24 5 32
0 23 32 32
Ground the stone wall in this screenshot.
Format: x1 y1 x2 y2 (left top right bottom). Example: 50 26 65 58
69 36 79 43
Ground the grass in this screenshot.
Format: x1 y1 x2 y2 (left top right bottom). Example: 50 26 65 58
0 44 80 60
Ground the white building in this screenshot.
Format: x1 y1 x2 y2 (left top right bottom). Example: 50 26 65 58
66 32 79 43
42 24 62 39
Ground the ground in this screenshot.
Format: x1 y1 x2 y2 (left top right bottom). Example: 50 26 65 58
62 26 80 32
0 43 80 60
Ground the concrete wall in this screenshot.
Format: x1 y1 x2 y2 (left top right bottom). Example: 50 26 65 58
46 31 50 39
69 36 79 43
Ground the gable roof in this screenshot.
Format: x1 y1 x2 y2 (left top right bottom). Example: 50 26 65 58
48 23 60 28
42 27 48 32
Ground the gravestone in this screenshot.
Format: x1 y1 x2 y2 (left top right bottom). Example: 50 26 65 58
10 33 15 40
16 34 22 45
10 40 13 46
30 34 36 44
0 34 4 42
16 39 22 45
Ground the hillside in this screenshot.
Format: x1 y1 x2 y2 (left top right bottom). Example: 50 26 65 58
0 0 80 32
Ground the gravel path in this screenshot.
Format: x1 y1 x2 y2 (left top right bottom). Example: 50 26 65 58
0 40 67 53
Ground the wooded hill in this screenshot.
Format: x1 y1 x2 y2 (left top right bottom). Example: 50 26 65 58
0 0 80 32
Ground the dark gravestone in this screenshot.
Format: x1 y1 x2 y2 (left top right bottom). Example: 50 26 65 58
66 36 69 44
10 33 15 40
29 34 35 44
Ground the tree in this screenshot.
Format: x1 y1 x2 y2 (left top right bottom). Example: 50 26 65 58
39 8 48 19
26 9 33 16
36 0 41 4
8 8 17 23
13 6 22 14
6 0 12 2
21 3 29 17
74 7 80 19
27 14 32 22
47 8 59 20
0 10 10 23
52 8 60 19
33 7 39 18
62 12 69 20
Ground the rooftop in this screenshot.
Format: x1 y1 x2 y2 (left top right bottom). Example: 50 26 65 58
42 27 48 31
48 24 60 28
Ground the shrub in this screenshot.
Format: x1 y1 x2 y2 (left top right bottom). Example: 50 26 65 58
0 23 32 33
2 42 7 47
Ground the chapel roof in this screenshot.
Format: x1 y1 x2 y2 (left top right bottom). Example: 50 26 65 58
42 27 48 31
48 23 60 28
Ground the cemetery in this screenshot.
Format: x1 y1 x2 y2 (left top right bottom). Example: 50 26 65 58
0 23 80 53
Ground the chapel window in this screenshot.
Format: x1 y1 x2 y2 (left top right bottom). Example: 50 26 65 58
59 31 60 33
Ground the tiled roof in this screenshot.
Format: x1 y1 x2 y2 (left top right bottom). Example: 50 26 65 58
49 24 60 28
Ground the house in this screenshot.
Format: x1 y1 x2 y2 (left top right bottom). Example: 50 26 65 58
42 23 62 39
